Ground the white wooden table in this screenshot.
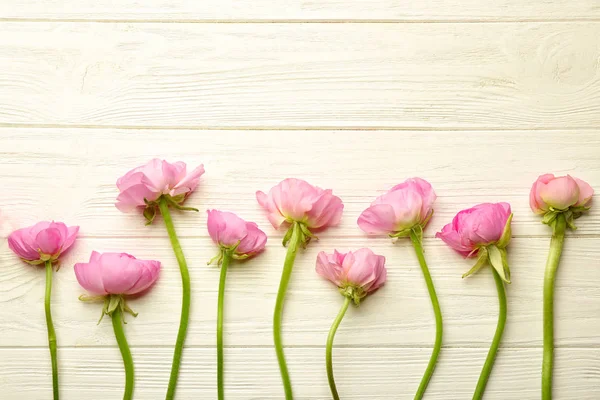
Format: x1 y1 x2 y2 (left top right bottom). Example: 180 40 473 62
1 1 599 399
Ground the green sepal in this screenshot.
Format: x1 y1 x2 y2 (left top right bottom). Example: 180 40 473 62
496 213 513 249
542 211 558 226
299 223 316 248
232 253 250 261
563 210 578 230
85 294 138 325
389 228 412 239
487 245 511 284
107 295 121 314
165 194 198 212
282 224 294 247
462 247 488 279
143 205 157 226
340 285 365 306
23 259 46 266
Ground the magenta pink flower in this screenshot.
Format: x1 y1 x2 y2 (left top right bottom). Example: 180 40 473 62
358 178 436 236
437 203 513 282
437 203 511 256
530 174 593 215
8 221 79 264
207 209 267 261
316 248 387 304
116 158 205 214
256 178 343 231
75 251 161 296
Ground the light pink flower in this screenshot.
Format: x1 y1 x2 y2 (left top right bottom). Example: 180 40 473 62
8 221 79 263
207 210 267 257
358 178 436 235
256 178 343 230
75 251 160 296
316 248 387 303
436 203 512 257
116 158 205 212
530 174 593 214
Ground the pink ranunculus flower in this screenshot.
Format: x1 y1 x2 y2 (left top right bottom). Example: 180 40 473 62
437 203 513 283
75 251 161 296
116 158 205 214
357 178 436 236
207 209 267 261
256 178 344 231
530 174 593 214
8 221 79 265
316 248 387 304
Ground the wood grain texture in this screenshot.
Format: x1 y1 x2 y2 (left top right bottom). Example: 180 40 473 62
0 129 598 239
1 235 599 347
1 347 599 399
1 23 599 129
2 0 600 21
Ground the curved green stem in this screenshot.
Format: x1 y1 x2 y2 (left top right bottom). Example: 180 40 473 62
217 251 233 400
472 268 507 400
542 214 566 400
159 198 192 400
326 296 351 400
44 260 59 400
273 222 302 400
112 306 134 400
409 231 443 400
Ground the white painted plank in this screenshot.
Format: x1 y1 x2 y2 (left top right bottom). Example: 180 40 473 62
1 347 599 399
2 0 600 21
0 129 598 239
1 23 600 128
1 236 599 347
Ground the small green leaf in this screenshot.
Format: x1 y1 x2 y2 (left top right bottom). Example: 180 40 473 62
496 213 513 249
462 247 488 278
488 245 510 283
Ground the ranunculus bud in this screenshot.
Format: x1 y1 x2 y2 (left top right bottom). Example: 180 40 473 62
207 209 267 262
357 178 436 237
75 251 161 321
8 221 79 265
256 178 343 245
316 248 387 304
436 203 513 283
529 174 593 229
116 159 205 223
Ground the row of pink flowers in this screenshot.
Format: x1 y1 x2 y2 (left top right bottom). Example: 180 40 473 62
6 172 593 301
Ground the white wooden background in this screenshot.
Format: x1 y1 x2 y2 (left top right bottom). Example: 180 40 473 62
1 1 599 399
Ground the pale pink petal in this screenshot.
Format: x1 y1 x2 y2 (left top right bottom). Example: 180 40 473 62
237 222 267 255
357 204 398 234
573 177 594 207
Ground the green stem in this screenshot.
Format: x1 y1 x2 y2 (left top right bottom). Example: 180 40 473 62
112 305 134 400
409 231 443 400
44 260 59 400
472 268 507 400
542 214 566 400
159 198 192 400
217 251 233 400
326 296 351 400
273 222 302 400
